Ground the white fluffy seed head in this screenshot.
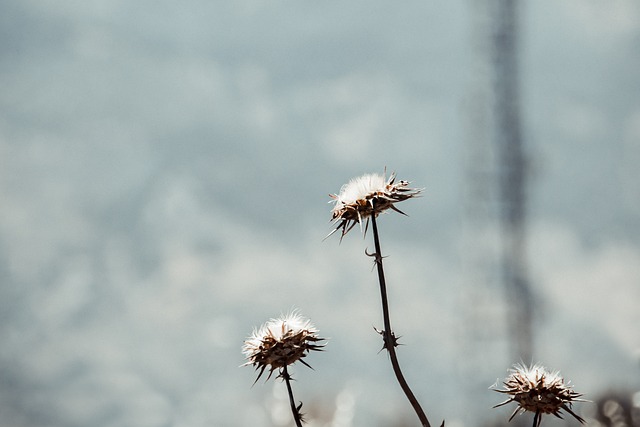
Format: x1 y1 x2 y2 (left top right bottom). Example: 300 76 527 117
242 311 325 383
333 173 388 207
328 170 421 240
493 363 585 427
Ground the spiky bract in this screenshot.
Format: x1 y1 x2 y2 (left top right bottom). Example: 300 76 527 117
328 171 421 239
493 363 585 427
242 311 325 383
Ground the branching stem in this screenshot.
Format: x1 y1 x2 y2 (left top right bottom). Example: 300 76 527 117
371 213 432 427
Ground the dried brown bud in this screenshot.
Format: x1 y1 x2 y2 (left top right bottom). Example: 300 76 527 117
327 171 422 240
493 363 586 427
242 311 325 383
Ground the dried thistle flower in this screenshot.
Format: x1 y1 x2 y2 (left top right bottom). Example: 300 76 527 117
327 170 422 239
242 311 325 383
493 363 586 427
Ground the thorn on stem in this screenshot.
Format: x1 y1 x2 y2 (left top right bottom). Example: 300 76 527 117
364 248 386 265
373 326 401 351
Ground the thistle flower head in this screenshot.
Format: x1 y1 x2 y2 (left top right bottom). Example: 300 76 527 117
327 170 422 240
242 311 325 383
493 363 586 427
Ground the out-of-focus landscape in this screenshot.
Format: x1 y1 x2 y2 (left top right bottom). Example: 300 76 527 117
1 1 639 426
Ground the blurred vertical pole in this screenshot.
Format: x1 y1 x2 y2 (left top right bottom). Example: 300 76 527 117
460 1 532 423
492 0 533 363
459 0 509 425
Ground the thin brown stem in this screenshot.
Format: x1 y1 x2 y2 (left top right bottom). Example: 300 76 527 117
282 365 304 427
370 213 432 427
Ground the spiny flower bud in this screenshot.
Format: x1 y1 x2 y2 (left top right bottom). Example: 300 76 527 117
242 311 325 383
327 170 422 240
493 363 585 427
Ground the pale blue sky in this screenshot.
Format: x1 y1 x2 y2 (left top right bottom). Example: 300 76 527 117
1 1 639 426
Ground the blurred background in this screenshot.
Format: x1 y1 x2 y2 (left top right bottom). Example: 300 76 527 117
1 1 639 426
